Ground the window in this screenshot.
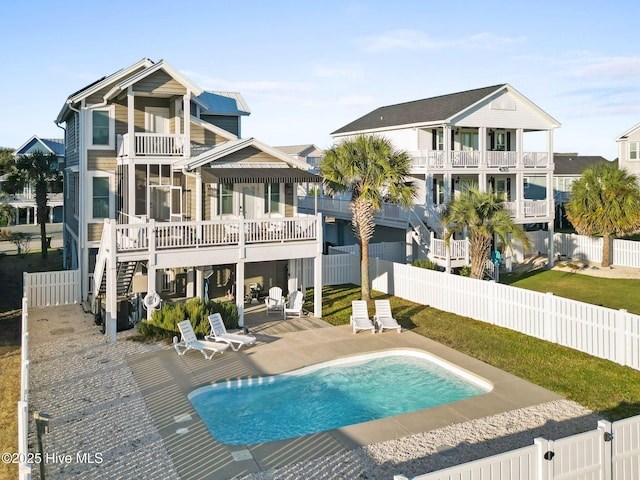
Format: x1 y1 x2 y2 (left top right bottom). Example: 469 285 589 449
73 173 79 217
92 177 110 219
264 182 281 214
218 183 234 215
630 142 639 160
90 107 114 149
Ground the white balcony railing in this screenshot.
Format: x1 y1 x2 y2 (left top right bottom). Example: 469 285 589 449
114 215 319 253
410 150 552 170
118 133 185 157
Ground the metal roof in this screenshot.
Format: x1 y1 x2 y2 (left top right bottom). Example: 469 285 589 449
201 167 320 184
198 91 250 116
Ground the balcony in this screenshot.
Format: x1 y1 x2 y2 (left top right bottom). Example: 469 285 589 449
118 133 185 158
409 150 551 171
114 215 320 253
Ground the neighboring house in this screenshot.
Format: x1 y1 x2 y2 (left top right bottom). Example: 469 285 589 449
615 123 640 178
54 58 323 334
276 144 325 172
0 135 65 225
550 153 614 228
315 84 560 268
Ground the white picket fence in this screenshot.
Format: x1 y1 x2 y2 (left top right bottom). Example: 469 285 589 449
396 415 640 480
328 241 405 263
23 269 81 307
528 231 640 268
369 258 640 371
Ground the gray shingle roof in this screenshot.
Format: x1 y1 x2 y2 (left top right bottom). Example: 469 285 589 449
553 154 615 175
332 84 507 135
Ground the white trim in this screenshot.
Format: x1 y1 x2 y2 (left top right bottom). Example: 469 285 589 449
87 105 115 150
88 172 114 222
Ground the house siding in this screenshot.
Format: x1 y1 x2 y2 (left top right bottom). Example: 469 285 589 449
201 114 239 136
88 223 103 242
88 151 117 171
232 147 286 163
191 123 222 148
134 70 187 96
65 115 79 168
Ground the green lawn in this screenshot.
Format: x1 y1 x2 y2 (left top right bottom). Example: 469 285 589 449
501 269 640 315
306 284 640 421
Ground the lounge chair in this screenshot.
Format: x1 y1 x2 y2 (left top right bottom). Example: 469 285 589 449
350 300 375 334
373 300 401 333
205 313 256 351
265 286 285 315
283 290 304 319
173 320 229 360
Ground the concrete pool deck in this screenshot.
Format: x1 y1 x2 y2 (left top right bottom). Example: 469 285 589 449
126 308 562 480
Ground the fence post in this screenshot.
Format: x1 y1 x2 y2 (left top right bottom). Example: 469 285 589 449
544 292 555 344
535 437 553 480
615 309 628 367
597 420 613 480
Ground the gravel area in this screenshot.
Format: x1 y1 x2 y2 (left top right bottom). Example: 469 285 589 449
27 305 601 480
239 400 599 480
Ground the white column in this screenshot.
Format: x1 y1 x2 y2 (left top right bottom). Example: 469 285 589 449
196 267 203 300
314 213 323 317
314 254 322 318
146 219 157 321
236 261 245 327
479 126 487 167
183 91 191 158
127 87 135 157
547 221 555 269
516 128 524 167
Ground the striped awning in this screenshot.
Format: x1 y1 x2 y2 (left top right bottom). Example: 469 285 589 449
201 167 321 184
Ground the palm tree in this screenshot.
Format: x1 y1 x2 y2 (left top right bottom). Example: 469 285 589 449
565 162 640 267
2 151 62 259
442 186 531 279
321 135 416 300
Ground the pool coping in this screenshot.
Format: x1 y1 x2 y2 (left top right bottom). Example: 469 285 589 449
127 325 562 480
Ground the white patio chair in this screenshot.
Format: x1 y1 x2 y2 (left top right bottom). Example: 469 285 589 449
265 286 285 315
283 290 304 319
173 320 229 360
373 300 401 333
205 313 256 351
350 300 375 334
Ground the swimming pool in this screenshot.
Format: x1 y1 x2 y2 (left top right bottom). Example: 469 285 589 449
188 350 492 445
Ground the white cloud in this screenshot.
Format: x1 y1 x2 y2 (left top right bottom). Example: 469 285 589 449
359 29 525 52
181 70 312 93
569 57 640 80
311 63 364 79
334 95 374 106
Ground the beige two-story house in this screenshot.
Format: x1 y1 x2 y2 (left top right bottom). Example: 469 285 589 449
55 58 323 337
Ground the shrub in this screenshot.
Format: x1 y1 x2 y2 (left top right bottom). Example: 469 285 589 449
459 265 472 277
411 258 440 271
138 298 238 339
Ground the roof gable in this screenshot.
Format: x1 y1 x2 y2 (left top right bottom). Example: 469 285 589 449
15 135 64 156
105 60 203 100
616 122 640 141
178 138 311 171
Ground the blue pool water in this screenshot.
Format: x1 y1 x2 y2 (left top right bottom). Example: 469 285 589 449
189 350 491 445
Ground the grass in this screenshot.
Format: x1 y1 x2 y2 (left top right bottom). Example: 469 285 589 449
306 284 640 421
501 269 640 315
0 249 62 480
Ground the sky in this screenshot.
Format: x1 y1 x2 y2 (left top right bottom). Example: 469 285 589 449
2 0 640 159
